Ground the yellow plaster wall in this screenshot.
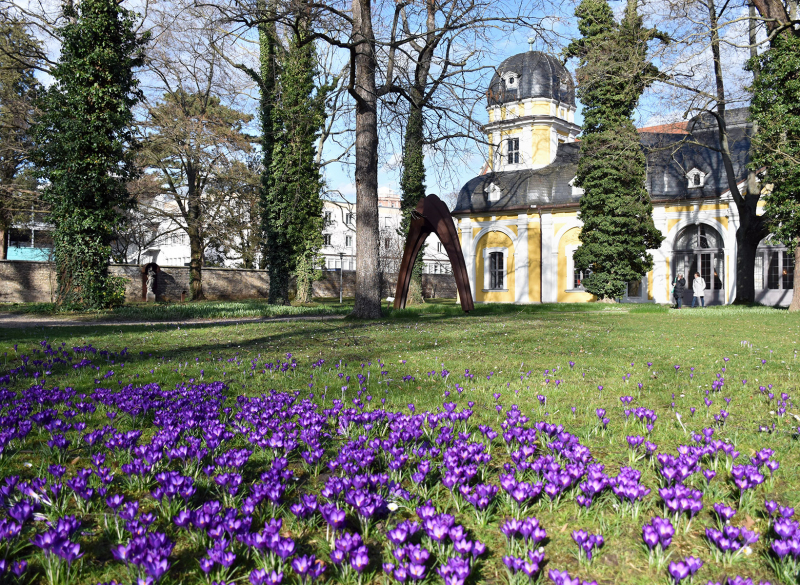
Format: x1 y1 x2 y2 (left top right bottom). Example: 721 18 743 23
647 271 654 300
531 126 551 167
475 231 515 303
666 217 729 235
529 100 552 115
471 219 519 231
557 228 595 303
665 204 726 213
528 222 542 303
666 259 671 299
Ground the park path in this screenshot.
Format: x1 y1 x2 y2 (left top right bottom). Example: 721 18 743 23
0 312 346 329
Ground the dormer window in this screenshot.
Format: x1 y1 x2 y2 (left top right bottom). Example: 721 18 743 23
687 168 707 189
569 176 584 196
502 71 519 90
487 182 502 202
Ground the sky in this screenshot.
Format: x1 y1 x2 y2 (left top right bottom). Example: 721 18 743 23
11 0 762 207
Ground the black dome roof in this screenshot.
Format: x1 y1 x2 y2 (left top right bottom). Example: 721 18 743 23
487 51 575 108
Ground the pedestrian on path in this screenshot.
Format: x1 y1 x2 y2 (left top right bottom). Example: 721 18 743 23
692 272 706 308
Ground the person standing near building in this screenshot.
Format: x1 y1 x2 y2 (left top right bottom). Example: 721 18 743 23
691 272 706 307
673 273 686 309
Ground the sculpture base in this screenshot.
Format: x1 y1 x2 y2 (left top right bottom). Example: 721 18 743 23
146 292 156 303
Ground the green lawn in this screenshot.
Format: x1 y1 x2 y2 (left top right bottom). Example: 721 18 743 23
0 304 798 585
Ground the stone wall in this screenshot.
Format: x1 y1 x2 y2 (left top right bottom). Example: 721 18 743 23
0 260 57 303
0 261 456 304
312 270 457 299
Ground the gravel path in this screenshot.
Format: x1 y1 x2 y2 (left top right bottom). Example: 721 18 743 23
0 312 347 329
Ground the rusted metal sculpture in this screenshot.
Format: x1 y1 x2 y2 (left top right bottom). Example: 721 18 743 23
394 194 474 312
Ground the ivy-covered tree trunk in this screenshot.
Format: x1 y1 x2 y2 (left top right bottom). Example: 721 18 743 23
33 0 147 309
399 104 426 305
264 8 326 305
257 0 277 272
565 0 664 301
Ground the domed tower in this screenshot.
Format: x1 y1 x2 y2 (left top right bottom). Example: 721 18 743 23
485 51 580 171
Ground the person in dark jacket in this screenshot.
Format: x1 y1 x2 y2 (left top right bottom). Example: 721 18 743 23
673 273 686 309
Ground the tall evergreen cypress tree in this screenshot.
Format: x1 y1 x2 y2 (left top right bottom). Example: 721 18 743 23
748 31 800 311
264 15 327 304
33 0 147 308
565 0 664 300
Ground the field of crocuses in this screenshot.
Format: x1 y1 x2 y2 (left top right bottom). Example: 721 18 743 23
0 306 799 585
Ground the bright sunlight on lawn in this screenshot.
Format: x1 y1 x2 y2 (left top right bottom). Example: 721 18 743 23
0 304 798 585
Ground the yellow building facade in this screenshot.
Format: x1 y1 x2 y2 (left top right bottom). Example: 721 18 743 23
452 50 794 306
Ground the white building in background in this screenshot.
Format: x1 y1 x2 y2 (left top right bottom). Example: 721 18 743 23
320 187 453 274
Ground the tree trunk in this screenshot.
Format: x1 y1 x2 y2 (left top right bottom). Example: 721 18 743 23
400 104 426 305
187 167 205 301
350 0 382 319
0 225 7 260
707 0 767 303
257 0 277 271
791 242 800 312
268 255 290 304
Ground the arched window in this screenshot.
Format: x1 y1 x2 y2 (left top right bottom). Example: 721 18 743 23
755 236 794 291
673 223 725 303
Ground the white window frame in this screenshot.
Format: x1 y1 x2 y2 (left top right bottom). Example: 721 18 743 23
687 168 707 189
345 235 353 248
483 247 508 291
565 244 586 292
507 137 520 165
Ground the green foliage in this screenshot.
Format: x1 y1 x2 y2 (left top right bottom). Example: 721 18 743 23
294 251 322 303
32 0 147 309
0 19 41 247
257 0 278 270
748 32 800 247
565 0 665 300
263 18 328 305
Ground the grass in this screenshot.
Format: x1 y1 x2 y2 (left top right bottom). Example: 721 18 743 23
0 298 356 321
0 304 799 585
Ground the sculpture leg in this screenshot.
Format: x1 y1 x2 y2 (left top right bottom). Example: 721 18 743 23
394 220 430 310
426 199 474 312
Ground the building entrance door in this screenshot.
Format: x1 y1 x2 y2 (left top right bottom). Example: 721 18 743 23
673 224 725 305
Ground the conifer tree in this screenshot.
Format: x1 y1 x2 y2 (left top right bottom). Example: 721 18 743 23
263 15 327 304
748 31 800 311
33 0 147 308
565 0 664 300
0 19 41 260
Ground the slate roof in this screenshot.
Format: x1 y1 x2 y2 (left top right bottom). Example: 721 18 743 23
453 109 752 215
487 51 576 108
